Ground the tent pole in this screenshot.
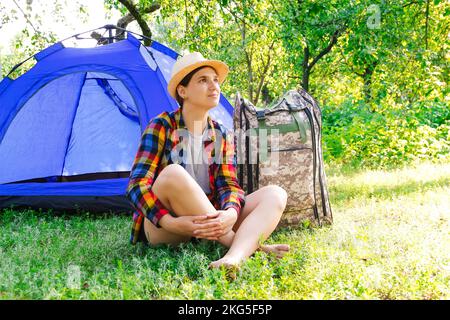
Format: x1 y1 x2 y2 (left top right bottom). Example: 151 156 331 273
109 28 113 44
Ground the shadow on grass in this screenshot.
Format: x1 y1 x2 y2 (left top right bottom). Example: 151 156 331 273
0 206 127 223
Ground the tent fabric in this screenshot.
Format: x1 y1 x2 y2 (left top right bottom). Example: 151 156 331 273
0 195 133 213
0 32 235 209
62 72 141 176
0 178 128 196
0 72 87 184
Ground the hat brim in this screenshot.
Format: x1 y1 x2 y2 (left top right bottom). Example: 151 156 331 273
167 60 229 99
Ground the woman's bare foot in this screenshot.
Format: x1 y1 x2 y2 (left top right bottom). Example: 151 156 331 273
208 256 242 269
209 256 242 280
259 244 290 258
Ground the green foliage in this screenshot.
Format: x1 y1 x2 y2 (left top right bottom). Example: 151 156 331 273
1 28 57 79
1 0 76 79
322 99 450 168
1 0 449 167
152 0 287 106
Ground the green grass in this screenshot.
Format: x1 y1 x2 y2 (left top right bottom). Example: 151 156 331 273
1 162 449 299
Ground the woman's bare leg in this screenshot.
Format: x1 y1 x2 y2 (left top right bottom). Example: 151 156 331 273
145 164 289 269
209 185 289 268
144 164 229 246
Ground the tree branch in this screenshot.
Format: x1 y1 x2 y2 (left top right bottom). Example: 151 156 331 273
403 1 420 8
302 46 310 90
184 0 189 37
254 40 276 105
117 0 160 45
91 31 110 45
308 29 342 71
242 22 254 102
338 47 364 77
12 0 39 34
425 0 430 50
116 13 136 40
218 1 250 30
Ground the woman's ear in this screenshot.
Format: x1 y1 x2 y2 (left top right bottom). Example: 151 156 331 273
176 85 186 99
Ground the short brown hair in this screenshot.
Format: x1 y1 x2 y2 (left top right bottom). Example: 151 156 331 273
175 66 211 106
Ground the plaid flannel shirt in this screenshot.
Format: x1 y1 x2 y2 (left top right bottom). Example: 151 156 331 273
126 107 246 245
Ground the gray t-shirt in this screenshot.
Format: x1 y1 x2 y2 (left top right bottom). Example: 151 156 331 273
184 130 211 194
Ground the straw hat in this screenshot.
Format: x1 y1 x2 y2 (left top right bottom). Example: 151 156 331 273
167 52 229 99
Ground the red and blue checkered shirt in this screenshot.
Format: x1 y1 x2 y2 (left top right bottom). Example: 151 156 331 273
126 107 246 244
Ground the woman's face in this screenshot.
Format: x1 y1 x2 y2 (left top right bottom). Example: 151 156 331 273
177 67 221 110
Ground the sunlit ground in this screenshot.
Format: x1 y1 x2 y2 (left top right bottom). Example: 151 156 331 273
0 162 449 299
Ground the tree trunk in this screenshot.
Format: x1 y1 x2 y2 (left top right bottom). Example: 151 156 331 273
362 60 378 103
302 46 310 91
425 0 430 50
253 41 275 106
116 13 137 40
301 29 342 92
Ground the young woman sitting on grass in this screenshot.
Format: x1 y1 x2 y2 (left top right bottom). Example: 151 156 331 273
126 52 289 271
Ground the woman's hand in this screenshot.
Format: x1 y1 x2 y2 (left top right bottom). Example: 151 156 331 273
159 214 222 239
193 208 238 240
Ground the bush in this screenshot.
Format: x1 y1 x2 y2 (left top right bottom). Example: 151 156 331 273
321 99 450 169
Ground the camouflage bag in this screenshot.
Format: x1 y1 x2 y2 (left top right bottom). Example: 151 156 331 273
233 88 333 227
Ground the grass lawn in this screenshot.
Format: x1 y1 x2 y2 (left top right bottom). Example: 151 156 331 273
1 162 449 300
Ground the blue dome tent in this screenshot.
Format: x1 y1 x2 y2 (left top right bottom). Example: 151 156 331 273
0 25 234 213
